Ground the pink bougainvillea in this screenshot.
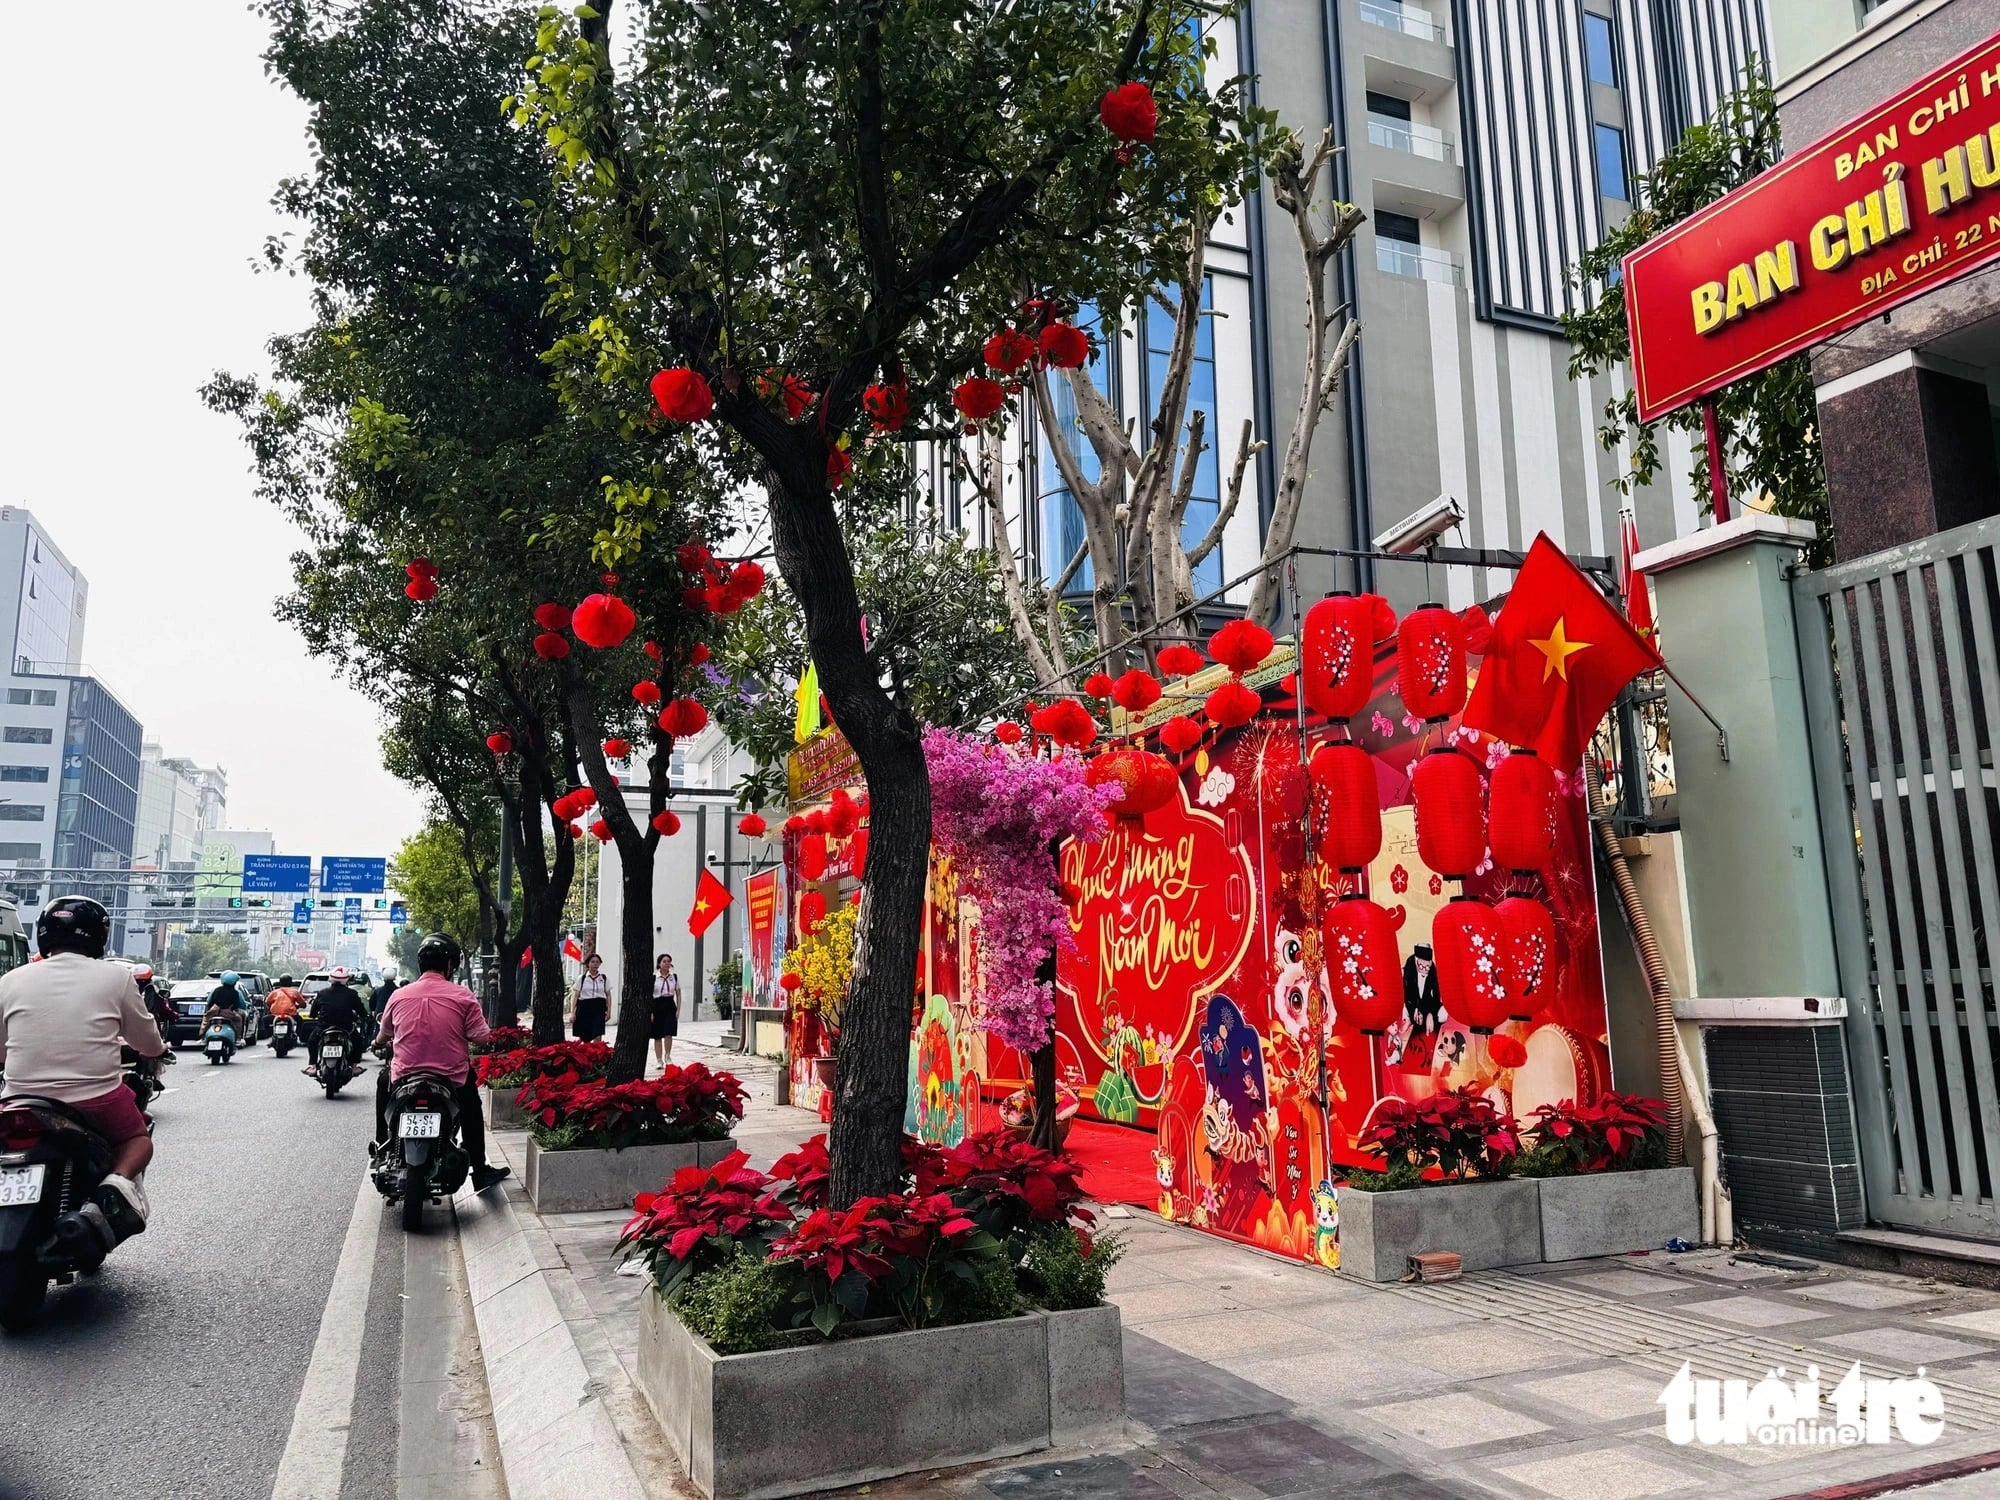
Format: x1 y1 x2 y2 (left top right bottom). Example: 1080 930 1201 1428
924 728 1117 1052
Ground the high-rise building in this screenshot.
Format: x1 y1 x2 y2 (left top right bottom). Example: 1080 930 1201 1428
132 744 224 869
0 507 87 674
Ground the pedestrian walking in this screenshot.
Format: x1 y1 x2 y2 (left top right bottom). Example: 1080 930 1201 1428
650 954 680 1069
572 953 609 1041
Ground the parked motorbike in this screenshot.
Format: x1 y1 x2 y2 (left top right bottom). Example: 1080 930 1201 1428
371 1071 469 1231
0 1096 121 1332
315 1029 356 1098
270 1016 297 1058
201 1019 237 1065
122 1046 171 1110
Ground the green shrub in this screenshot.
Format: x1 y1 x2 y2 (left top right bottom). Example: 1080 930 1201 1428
1339 1161 1424 1193
669 1247 790 1355
1511 1140 1580 1179
942 1250 1021 1325
1018 1225 1124 1311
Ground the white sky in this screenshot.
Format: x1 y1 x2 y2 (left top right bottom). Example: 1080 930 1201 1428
0 4 428 861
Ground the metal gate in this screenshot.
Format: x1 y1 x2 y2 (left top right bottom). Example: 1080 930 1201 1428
1796 516 2000 1240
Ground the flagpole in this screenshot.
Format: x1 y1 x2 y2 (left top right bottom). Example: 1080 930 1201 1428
1656 664 1729 761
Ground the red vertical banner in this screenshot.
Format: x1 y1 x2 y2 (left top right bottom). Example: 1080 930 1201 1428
745 870 778 1001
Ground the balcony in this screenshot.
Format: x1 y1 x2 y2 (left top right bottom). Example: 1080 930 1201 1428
1366 113 1455 164
1375 239 1462 287
1359 0 1447 45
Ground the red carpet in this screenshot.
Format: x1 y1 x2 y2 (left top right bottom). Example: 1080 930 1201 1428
1068 1118 1159 1208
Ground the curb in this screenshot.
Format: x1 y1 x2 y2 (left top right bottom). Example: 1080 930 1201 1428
455 1161 656 1500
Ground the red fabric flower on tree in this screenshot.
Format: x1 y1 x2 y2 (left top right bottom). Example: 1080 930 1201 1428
534 602 572 631
571 593 638 649
602 738 631 758
632 680 662 705
486 731 513 755
533 632 571 660
992 720 1023 745
1029 698 1097 749
952 377 1006 422
1081 671 1115 699
1204 680 1261 729
1099 81 1158 143
650 367 714 422
1039 323 1090 369
863 381 910 431
1157 715 1203 755
1208 619 1274 676
1156 643 1206 678
1110 669 1162 713
404 577 438 602
983 329 1035 374
658 699 709 738
738 814 768 838
652 810 682 836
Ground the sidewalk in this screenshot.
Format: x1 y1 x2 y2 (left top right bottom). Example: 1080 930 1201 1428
478 1031 2000 1500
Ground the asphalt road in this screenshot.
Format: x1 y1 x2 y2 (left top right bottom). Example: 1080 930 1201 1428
0 1031 500 1500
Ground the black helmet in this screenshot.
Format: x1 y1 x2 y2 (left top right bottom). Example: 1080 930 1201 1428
278 974 295 986
37 896 110 959
416 932 462 976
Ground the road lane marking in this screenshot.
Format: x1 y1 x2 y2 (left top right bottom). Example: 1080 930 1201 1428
269 1172 381 1500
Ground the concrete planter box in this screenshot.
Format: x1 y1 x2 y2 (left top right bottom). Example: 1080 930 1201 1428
1537 1166 1699 1262
638 1292 1123 1499
1337 1178 1542 1282
483 1085 529 1132
524 1136 738 1215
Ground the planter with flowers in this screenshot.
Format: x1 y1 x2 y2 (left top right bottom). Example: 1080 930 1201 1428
628 1129 1125 1498
1337 1087 1691 1280
476 1038 613 1131
518 1061 746 1213
1519 1094 1697 1261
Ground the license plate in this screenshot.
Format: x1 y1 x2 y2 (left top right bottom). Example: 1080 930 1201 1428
399 1113 441 1139
207 1039 225 1051
0 1164 45 1206
275 1022 291 1034
321 1046 345 1061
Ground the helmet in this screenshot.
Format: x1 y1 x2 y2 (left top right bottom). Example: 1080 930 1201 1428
133 965 155 982
220 971 240 987
331 966 349 981
37 896 110 959
278 974 295 986
416 932 462 976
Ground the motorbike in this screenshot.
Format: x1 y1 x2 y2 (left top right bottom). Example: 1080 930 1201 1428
201 1019 238 1065
270 1016 297 1059
315 1028 357 1097
0 1096 120 1332
371 1070 469 1231
122 1046 171 1110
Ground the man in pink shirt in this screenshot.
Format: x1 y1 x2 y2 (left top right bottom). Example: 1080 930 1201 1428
372 932 509 1191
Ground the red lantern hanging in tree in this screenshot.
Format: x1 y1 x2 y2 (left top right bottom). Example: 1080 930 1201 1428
863 381 910 431
1433 896 1510 1033
486 731 513 756
658 698 709 738
632 680 662 705
567 822 584 839
1322 897 1403 1034
779 970 804 994
1309 741 1382 873
1157 715 1203 756
1397 604 1469 722
1039 323 1090 369
1493 895 1555 1021
404 576 438 601
590 819 613 842
739 814 768 839
1208 619 1274 677
1110 669 1162 713
1030 698 1097 749
1081 671 1115 699
1156 643 1206 678
982 329 1036 374
798 889 828 935
1085 748 1179 822
652 809 681 836
826 788 861 838
1412 746 1486 879
650 367 714 422
532 632 571 660
952 376 1006 422
602 738 631 759
533 602 572 632
798 833 829 882
1488 749 1558 873
1204 680 1261 730
572 593 638 649
1099 81 1158 143
1302 593 1395 722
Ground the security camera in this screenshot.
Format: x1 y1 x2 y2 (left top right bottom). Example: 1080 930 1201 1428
705 850 721 867
1373 494 1465 555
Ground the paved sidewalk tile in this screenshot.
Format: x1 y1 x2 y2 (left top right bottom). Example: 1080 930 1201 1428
1362 1391 1552 1448
1674 1294 1832 1328
1795 1279 1938 1310
1493 1444 1700 1500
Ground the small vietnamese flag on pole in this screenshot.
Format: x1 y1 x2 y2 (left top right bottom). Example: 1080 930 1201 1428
689 867 733 937
1461 533 1664 768
1619 506 1656 642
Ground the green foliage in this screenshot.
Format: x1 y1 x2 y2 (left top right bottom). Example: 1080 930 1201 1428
387 923 426 973
669 1246 790 1355
166 931 253 982
392 820 513 950
1018 1224 1122 1311
1338 1161 1424 1194
1561 65 1829 559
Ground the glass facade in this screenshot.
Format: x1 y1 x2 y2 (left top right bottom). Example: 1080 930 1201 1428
1038 302 1108 594
46 677 141 944
14 529 79 671
1139 278 1223 596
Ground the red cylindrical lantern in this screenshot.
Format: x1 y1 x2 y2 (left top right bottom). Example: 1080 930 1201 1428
799 889 828 935
1323 897 1403 1034
1086 748 1178 821
1493 895 1556 1021
1308 741 1381 872
1397 604 1467 722
798 833 828 882
1433 896 1510 1033
1301 593 1395 722
1412 747 1486 880
1489 749 1558 873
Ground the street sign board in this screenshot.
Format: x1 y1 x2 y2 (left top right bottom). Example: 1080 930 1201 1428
343 897 363 920
242 854 312 894
1625 30 2000 421
320 857 387 894
389 902 407 926
293 900 313 925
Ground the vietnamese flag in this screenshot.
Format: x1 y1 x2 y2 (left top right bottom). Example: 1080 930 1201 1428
1462 533 1663 767
689 867 734 937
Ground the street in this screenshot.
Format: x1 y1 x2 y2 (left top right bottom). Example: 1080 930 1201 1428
0 1035 501 1500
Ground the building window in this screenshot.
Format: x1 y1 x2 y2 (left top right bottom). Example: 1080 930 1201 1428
4 689 56 707
1365 91 1411 124
0 766 48 783
1583 13 1619 87
1594 123 1630 201
1139 279 1224 595
0 805 44 822
2 727 52 745
1038 301 1109 593
0 844 42 861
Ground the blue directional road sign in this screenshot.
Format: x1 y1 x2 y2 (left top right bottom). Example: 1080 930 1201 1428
243 854 312 894
320 857 388 894
343 897 363 921
292 900 313 925
389 902 407 926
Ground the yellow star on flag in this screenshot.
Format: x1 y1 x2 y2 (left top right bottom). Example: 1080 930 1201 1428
694 896 711 912
1530 617 1592 682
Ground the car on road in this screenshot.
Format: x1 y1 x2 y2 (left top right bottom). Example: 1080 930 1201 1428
164 979 218 1046
0 899 25 976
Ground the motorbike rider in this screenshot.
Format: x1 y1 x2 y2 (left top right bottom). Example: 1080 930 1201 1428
0 897 164 1258
267 975 303 1025
372 968 399 1016
134 965 174 1043
204 971 248 1048
373 933 509 1191
304 967 369 1076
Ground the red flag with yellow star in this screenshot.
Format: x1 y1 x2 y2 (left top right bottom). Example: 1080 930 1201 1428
688 867 733 937
1462 533 1663 767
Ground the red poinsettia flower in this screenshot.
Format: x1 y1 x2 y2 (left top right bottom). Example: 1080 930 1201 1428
863 381 909 431
533 632 571 660
1038 322 1090 369
982 329 1035 375
952 376 1006 422
650 367 714 422
1099 81 1158 143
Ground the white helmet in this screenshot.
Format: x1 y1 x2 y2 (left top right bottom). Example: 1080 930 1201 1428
331 966 349 981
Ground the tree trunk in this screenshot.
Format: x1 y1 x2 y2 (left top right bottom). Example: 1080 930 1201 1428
506 733 574 1046
1029 1042 1058 1152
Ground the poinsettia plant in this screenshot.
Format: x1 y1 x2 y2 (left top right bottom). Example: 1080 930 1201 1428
1358 1086 1520 1181
476 1039 614 1091
619 1150 792 1298
906 1131 1093 1243
520 1061 747 1151
472 1025 533 1057
1527 1093 1668 1174
769 1192 1003 1336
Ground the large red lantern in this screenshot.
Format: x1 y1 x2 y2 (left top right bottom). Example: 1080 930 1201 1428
1308 741 1381 873
799 889 828 935
1208 619 1274 677
1323 897 1403 1034
1204 680 1261 730
1412 747 1486 880
1157 715 1203 756
1301 593 1395 722
1493 895 1555 1021
1086 748 1178 822
572 593 638 649
798 833 829 882
658 698 709 738
1433 896 1510 1033
1397 604 1468 722
1489 749 1558 873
